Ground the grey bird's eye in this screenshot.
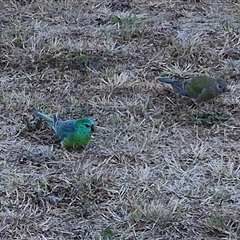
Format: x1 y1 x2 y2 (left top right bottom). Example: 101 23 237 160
217 84 224 90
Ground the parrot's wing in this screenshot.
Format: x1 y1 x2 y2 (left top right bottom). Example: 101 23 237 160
171 82 190 97
157 77 190 97
54 120 76 140
195 87 216 103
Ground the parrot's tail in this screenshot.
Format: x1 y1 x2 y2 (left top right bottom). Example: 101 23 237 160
52 113 58 131
32 109 53 126
156 77 190 97
156 77 175 84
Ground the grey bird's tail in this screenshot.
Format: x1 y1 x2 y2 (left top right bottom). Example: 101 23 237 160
156 77 190 97
32 109 54 126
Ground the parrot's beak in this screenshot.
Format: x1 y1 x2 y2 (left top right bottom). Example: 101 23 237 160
91 125 95 132
221 87 230 93
225 87 230 92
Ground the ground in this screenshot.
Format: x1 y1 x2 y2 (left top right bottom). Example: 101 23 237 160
0 0 240 239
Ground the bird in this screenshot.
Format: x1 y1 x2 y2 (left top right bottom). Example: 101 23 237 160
31 109 94 149
156 75 228 103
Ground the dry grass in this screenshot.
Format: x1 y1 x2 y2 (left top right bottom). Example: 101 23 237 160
0 0 240 239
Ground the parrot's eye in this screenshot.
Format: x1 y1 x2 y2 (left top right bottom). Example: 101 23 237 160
85 124 94 131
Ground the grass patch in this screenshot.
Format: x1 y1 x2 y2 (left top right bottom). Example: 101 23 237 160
0 0 240 239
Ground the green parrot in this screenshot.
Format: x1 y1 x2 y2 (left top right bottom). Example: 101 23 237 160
32 109 94 149
156 75 228 103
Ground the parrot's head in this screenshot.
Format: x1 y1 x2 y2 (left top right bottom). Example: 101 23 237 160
80 119 95 132
215 78 228 93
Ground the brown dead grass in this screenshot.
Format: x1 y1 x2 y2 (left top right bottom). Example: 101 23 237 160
0 0 240 239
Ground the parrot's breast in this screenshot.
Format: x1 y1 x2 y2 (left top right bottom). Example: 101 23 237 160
61 127 92 149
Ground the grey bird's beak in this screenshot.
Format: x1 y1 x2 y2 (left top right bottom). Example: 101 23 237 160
224 87 230 92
